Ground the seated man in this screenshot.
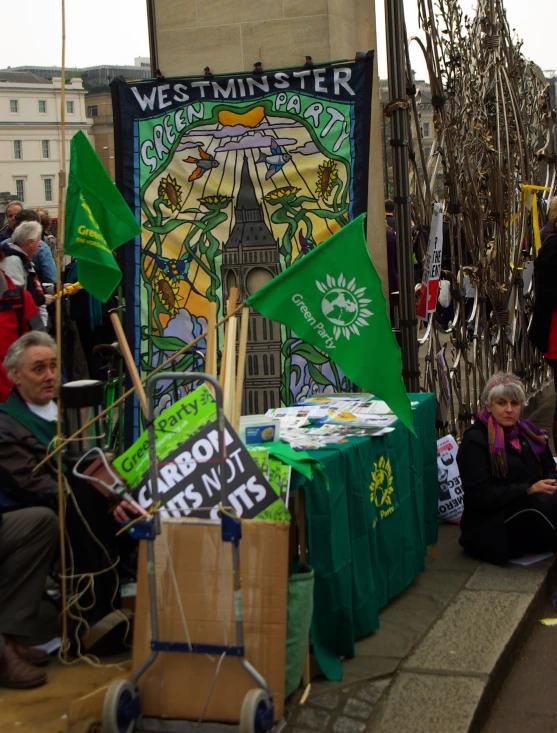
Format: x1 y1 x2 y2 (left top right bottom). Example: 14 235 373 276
0 507 58 689
0 332 143 653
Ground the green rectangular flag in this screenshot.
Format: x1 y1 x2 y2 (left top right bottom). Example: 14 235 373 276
64 130 141 302
246 214 414 433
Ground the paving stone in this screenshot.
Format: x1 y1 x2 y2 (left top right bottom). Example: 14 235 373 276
372 672 485 733
404 589 531 674
295 707 331 730
465 562 549 593
343 698 373 720
355 569 471 659
332 716 366 733
309 691 340 710
355 678 390 705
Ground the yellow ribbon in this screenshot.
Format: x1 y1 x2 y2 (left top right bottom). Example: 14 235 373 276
521 184 551 256
505 185 551 265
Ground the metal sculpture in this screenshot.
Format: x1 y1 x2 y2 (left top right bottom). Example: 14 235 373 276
405 0 556 437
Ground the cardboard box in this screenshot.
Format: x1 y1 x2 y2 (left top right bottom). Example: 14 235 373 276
132 519 289 722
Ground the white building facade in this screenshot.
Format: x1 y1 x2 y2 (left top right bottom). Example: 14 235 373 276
0 71 93 220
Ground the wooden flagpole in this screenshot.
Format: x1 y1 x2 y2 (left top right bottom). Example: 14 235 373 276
233 307 250 432
56 0 69 661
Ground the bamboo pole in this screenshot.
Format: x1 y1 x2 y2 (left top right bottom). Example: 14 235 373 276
109 312 148 418
34 302 246 472
233 307 250 432
56 0 69 662
219 288 238 391
222 316 237 421
205 302 217 379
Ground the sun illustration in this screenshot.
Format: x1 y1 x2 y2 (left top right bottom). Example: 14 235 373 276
369 456 394 507
316 273 373 341
159 175 183 212
154 271 182 315
316 160 338 199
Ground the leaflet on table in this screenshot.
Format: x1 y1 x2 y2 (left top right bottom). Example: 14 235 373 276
113 385 288 521
279 423 396 450
295 393 373 405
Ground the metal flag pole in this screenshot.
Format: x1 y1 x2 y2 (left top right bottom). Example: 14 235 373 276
384 0 421 392
56 0 69 661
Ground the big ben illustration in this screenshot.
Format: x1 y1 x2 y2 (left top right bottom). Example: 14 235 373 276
221 156 282 414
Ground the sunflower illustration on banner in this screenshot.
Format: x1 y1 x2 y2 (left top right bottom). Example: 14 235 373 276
112 55 374 439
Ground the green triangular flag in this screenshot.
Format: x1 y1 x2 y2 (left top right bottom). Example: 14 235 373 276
246 214 414 433
64 131 141 302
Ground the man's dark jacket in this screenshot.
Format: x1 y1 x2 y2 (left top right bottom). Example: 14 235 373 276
456 421 557 564
0 390 57 515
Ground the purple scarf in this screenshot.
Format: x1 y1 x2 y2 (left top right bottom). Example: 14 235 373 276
476 409 548 477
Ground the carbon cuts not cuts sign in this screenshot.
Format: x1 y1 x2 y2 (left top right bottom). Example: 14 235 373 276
113 385 277 519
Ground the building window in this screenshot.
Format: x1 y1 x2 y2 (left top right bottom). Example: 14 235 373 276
13 140 22 160
270 354 275 375
254 392 259 413
66 100 74 114
253 356 259 375
269 322 274 340
422 122 430 138
252 319 257 340
248 355 253 376
248 392 253 413
263 391 268 413
10 100 18 113
42 140 50 159
270 391 276 408
263 320 267 340
44 178 53 202
424 146 431 158
263 354 269 376
38 100 47 114
87 105 99 118
15 180 25 201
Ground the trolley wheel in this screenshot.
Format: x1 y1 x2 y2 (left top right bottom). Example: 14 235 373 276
102 679 138 733
239 688 273 733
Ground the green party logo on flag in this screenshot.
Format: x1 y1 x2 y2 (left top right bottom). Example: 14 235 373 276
74 195 111 253
316 273 373 341
370 455 396 522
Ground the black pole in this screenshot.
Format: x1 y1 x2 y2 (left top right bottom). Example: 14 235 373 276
145 0 159 78
384 0 420 391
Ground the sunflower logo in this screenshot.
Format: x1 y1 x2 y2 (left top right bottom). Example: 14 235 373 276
316 160 338 199
316 273 373 341
369 456 394 508
264 186 300 202
154 271 182 315
159 175 183 212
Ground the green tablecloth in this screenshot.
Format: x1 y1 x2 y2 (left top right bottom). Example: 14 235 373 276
295 393 438 680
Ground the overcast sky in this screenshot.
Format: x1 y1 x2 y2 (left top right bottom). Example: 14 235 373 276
0 0 554 82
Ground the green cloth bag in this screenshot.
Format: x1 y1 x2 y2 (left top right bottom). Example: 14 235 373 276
285 562 315 699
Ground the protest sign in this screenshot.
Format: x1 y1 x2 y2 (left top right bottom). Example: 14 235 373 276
417 203 444 320
113 385 286 520
436 435 464 524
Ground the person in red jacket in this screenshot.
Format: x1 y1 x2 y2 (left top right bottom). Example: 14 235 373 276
0 263 44 402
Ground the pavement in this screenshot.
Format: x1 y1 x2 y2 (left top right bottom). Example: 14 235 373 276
285 382 557 733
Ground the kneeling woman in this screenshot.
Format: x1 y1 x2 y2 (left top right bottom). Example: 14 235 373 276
457 372 557 564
